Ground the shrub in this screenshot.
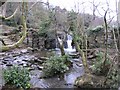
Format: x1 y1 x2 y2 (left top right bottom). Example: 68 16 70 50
92 51 111 76
105 57 119 88
106 66 119 88
42 55 72 77
91 52 119 88
3 66 31 89
38 19 51 37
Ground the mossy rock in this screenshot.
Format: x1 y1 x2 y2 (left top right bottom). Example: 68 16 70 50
74 74 93 88
74 73 106 88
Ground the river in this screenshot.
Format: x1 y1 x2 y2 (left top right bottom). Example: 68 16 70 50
0 34 84 88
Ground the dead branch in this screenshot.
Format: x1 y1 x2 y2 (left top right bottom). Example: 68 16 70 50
0 6 19 20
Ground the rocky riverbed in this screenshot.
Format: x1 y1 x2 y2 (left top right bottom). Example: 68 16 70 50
0 47 84 88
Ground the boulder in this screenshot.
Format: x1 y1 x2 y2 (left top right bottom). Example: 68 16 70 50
39 57 49 60
37 65 43 70
69 53 80 58
74 74 106 88
44 38 57 49
34 59 44 64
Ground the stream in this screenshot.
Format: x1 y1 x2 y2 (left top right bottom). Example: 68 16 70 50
0 34 84 88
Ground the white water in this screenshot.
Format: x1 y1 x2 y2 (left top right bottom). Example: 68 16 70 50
55 34 76 53
64 34 76 53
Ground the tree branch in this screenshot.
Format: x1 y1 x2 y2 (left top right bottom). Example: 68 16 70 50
0 6 19 20
1 2 27 51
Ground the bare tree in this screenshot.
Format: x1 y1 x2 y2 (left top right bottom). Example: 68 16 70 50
103 9 109 68
89 0 101 20
117 0 120 53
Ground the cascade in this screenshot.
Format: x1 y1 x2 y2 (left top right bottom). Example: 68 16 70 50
64 34 76 53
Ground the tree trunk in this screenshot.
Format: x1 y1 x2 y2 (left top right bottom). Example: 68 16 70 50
57 37 65 56
103 10 108 68
73 32 89 73
1 2 27 51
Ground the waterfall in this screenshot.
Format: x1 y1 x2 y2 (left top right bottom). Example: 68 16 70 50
66 34 73 50
64 34 76 53
55 34 76 53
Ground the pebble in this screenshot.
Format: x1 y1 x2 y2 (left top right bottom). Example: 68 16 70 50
2 61 7 64
6 63 13 66
34 59 43 64
39 57 49 60
21 49 28 53
37 65 43 70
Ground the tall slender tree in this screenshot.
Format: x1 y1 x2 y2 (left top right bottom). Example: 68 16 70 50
68 10 89 73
